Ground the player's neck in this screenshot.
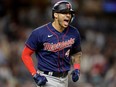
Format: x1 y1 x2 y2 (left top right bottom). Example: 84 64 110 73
52 21 65 33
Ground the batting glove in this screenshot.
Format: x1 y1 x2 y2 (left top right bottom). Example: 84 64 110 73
33 73 48 86
71 69 80 82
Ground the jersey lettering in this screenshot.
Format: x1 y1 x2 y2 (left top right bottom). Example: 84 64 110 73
44 38 75 52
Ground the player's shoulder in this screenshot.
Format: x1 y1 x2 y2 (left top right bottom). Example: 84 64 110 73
32 23 49 34
34 23 48 31
69 25 79 33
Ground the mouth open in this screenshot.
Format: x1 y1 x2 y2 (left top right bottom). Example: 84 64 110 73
63 19 70 26
64 19 69 22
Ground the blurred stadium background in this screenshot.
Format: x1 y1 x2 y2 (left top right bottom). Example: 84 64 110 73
0 0 116 87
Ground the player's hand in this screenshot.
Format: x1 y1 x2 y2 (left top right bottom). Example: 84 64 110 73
71 69 80 82
33 73 48 86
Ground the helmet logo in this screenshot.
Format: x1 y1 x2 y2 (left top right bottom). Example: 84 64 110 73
66 3 71 9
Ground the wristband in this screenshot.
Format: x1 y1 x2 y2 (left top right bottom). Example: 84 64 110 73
74 64 80 70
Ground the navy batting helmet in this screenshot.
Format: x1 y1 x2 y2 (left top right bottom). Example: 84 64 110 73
52 1 75 18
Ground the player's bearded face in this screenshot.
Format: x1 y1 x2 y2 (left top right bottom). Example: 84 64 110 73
57 13 72 28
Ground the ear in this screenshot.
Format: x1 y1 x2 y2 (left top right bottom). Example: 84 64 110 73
54 13 58 19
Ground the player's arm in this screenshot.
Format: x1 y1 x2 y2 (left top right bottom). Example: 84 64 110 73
70 43 82 70
22 46 48 86
21 46 36 76
71 50 82 82
72 51 82 70
22 30 48 86
70 30 82 82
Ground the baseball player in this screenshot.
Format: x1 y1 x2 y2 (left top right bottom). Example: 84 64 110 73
22 1 82 87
